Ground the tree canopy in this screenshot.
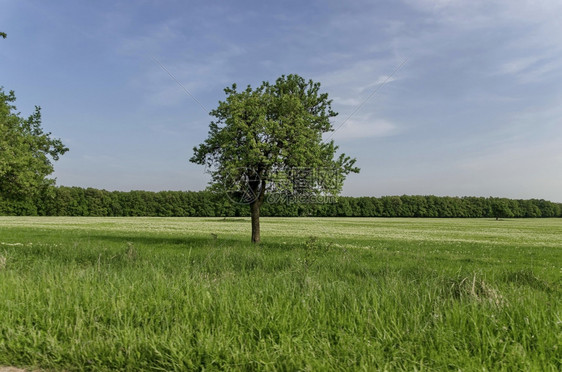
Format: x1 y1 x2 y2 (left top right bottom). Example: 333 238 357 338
191 74 359 242
0 88 68 211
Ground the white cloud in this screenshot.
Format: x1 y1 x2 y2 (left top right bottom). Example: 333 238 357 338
329 116 398 140
314 59 405 135
332 97 363 106
358 75 398 94
318 59 403 96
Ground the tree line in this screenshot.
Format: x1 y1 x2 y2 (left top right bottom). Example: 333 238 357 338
1 186 560 218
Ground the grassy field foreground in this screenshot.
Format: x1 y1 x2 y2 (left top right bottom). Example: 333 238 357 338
0 217 560 370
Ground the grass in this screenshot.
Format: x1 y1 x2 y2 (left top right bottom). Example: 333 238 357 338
0 217 560 371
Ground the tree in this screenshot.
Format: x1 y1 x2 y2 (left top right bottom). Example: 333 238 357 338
0 88 68 210
1 32 6 39
191 74 359 243
490 198 513 220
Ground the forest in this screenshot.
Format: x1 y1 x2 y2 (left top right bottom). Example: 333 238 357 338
1 185 560 218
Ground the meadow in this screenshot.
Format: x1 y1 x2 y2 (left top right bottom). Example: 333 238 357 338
0 217 560 371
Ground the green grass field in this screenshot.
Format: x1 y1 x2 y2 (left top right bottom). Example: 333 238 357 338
0 217 560 371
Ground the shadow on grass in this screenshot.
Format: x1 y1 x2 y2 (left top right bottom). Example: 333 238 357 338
88 233 242 249
87 232 304 252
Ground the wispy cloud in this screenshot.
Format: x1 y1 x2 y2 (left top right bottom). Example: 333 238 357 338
117 19 182 56
329 116 398 140
332 97 363 107
132 45 245 107
318 59 403 95
403 0 562 85
497 57 542 76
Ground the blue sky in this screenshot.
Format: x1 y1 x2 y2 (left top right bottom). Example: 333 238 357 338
2 0 562 201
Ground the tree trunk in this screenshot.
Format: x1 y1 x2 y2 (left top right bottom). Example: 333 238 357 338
251 200 260 243
249 179 266 244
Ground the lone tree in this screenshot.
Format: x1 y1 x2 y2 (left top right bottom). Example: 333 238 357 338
191 74 359 243
490 198 513 221
0 88 68 212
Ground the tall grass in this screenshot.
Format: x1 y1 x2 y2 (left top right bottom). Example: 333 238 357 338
0 217 560 370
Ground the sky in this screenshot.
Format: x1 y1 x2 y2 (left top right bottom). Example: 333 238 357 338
1 0 562 202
